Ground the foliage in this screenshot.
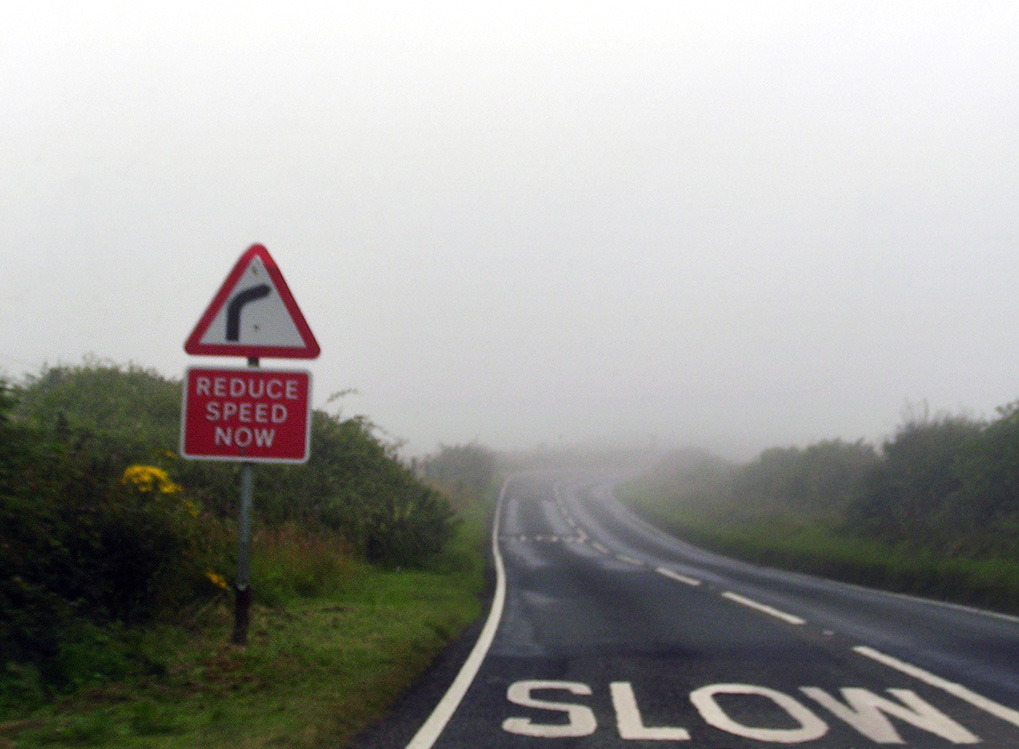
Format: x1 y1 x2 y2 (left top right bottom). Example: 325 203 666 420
734 439 878 521
422 443 496 496
848 411 984 546
950 401 1019 555
623 400 1019 613
13 359 181 457
252 524 353 605
1 554 488 747
0 362 463 701
256 410 460 567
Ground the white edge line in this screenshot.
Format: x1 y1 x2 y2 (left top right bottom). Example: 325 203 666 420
845 582 1019 625
406 478 510 749
721 591 806 625
853 645 1019 728
655 566 702 587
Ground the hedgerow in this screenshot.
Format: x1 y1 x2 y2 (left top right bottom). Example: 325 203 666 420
0 362 459 699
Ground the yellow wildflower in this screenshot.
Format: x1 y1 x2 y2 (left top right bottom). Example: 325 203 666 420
121 465 182 495
206 571 229 591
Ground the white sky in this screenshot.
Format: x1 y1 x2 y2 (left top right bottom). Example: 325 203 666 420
3 1 1018 458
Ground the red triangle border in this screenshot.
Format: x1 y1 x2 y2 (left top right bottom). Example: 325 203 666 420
184 244 321 359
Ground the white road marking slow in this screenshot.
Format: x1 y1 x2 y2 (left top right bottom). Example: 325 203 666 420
721 591 806 625
406 480 511 749
503 679 991 743
655 566 702 587
854 645 1019 728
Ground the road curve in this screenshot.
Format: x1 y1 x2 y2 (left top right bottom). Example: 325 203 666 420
371 472 1019 748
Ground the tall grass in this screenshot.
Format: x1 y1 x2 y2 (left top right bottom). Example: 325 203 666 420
1 482 493 747
623 485 1019 614
253 524 354 605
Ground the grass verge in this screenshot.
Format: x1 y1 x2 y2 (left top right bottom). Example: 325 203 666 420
0 499 490 748
619 484 1019 615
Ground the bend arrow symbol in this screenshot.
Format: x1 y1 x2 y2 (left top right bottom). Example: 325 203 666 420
226 284 271 342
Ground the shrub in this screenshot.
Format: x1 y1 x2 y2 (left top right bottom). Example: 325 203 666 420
1 362 463 700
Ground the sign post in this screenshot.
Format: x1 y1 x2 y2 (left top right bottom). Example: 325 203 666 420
235 456 256 643
181 244 320 645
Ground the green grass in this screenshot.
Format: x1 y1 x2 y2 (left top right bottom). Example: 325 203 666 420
0 497 491 748
620 484 1019 615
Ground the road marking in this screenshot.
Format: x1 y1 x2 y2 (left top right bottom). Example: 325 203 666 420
615 554 643 566
854 645 1019 728
504 534 589 544
406 479 511 749
655 566 702 587
591 541 610 554
503 678 996 743
801 686 980 744
721 592 806 625
610 682 691 740
503 681 596 738
690 683 828 743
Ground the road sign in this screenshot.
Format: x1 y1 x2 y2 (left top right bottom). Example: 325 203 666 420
184 244 320 359
180 366 312 463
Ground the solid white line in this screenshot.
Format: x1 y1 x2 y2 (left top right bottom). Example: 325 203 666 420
840 582 1019 626
405 479 510 749
721 591 806 625
853 645 1019 728
655 566 702 587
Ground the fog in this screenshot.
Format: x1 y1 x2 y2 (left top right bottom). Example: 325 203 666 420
3 2 1018 458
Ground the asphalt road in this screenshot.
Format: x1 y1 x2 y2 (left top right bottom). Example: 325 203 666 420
365 472 1019 748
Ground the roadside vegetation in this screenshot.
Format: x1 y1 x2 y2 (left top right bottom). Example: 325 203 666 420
0 360 496 747
621 403 1019 614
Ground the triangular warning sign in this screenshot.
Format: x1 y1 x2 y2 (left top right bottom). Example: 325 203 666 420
185 244 320 359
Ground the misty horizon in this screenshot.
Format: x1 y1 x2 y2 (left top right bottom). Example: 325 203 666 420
4 2 1018 460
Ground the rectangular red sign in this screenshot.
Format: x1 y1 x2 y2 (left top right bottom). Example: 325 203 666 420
180 367 312 464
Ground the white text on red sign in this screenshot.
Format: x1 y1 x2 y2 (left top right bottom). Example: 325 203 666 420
180 367 312 464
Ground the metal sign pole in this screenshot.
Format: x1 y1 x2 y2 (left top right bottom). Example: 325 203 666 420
232 356 259 645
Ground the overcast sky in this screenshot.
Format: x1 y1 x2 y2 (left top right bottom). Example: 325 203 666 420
3 2 1018 458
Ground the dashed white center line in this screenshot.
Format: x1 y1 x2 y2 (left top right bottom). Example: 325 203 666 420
616 554 643 566
721 592 806 625
655 567 702 587
854 645 1019 728
591 542 610 555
